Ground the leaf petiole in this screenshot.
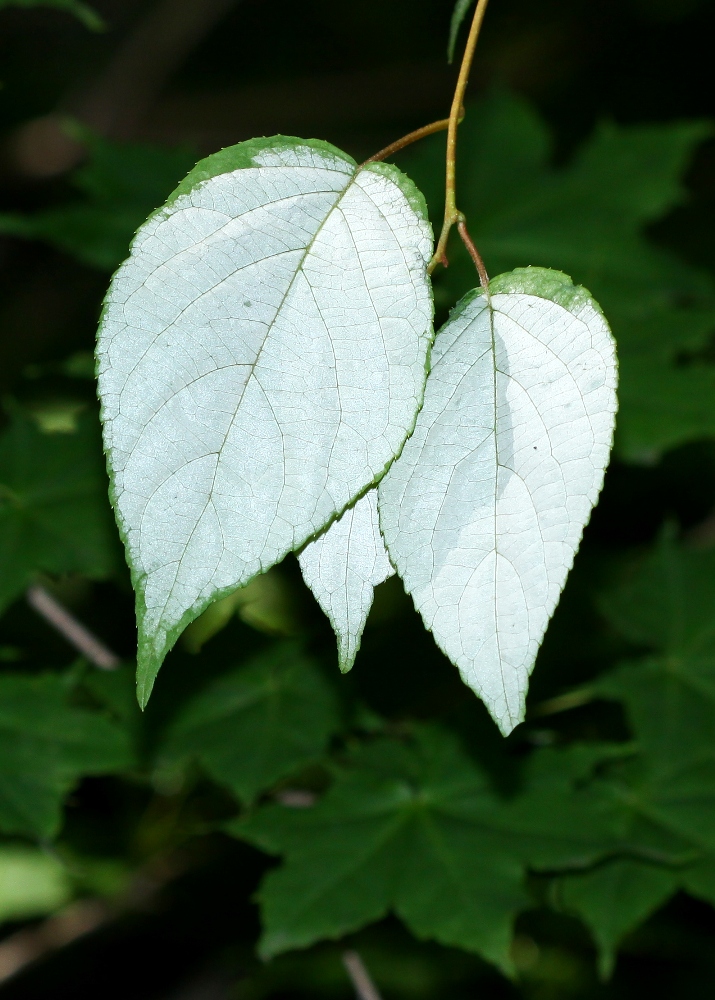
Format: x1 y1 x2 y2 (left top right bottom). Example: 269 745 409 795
429 0 490 287
360 117 454 166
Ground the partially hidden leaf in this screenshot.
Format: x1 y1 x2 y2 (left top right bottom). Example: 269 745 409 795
596 537 715 769
378 268 617 734
554 860 677 978
159 644 340 803
0 673 134 838
539 538 715 972
0 409 119 614
299 490 393 673
96 135 434 704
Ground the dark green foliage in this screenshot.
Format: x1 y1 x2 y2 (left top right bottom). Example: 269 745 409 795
552 861 677 978
220 536 715 974
233 729 625 969
160 644 340 803
0 409 119 612
0 672 134 837
0 134 196 270
235 726 530 969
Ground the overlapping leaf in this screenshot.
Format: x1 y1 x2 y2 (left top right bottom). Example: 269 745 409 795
298 490 393 673
97 135 433 703
548 539 715 971
378 268 617 733
553 859 677 977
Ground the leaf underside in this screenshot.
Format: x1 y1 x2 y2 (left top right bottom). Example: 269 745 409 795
96 136 433 703
378 268 618 733
298 489 394 673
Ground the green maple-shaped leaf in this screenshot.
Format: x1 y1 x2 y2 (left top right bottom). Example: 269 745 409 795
0 409 119 614
544 537 715 972
158 644 340 804
0 673 134 838
231 727 621 970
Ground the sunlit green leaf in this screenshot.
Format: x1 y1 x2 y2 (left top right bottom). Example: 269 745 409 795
0 845 72 924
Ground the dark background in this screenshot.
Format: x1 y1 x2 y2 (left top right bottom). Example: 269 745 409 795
1 1 715 998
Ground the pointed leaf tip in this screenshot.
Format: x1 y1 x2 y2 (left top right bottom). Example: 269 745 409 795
299 490 394 672
379 269 617 733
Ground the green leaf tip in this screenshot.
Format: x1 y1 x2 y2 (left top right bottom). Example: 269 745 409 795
447 0 475 63
164 135 356 208
488 266 605 316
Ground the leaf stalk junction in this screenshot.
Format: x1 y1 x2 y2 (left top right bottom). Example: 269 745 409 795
362 0 491 292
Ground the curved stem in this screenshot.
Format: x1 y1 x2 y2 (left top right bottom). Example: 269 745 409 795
457 217 489 296
428 0 490 285
360 117 453 166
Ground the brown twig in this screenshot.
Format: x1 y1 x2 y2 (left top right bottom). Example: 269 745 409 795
26 585 120 669
457 216 490 295
342 951 383 1000
428 0 491 277
0 900 110 985
0 850 191 985
361 116 452 165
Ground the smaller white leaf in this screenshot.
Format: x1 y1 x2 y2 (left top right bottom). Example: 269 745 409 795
378 268 618 735
299 490 393 672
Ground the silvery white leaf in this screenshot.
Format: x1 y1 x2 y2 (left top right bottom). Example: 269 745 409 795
379 268 617 734
299 489 393 672
96 136 433 702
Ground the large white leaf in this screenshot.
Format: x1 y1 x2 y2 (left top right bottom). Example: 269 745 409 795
96 136 433 702
378 268 617 734
299 489 393 672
